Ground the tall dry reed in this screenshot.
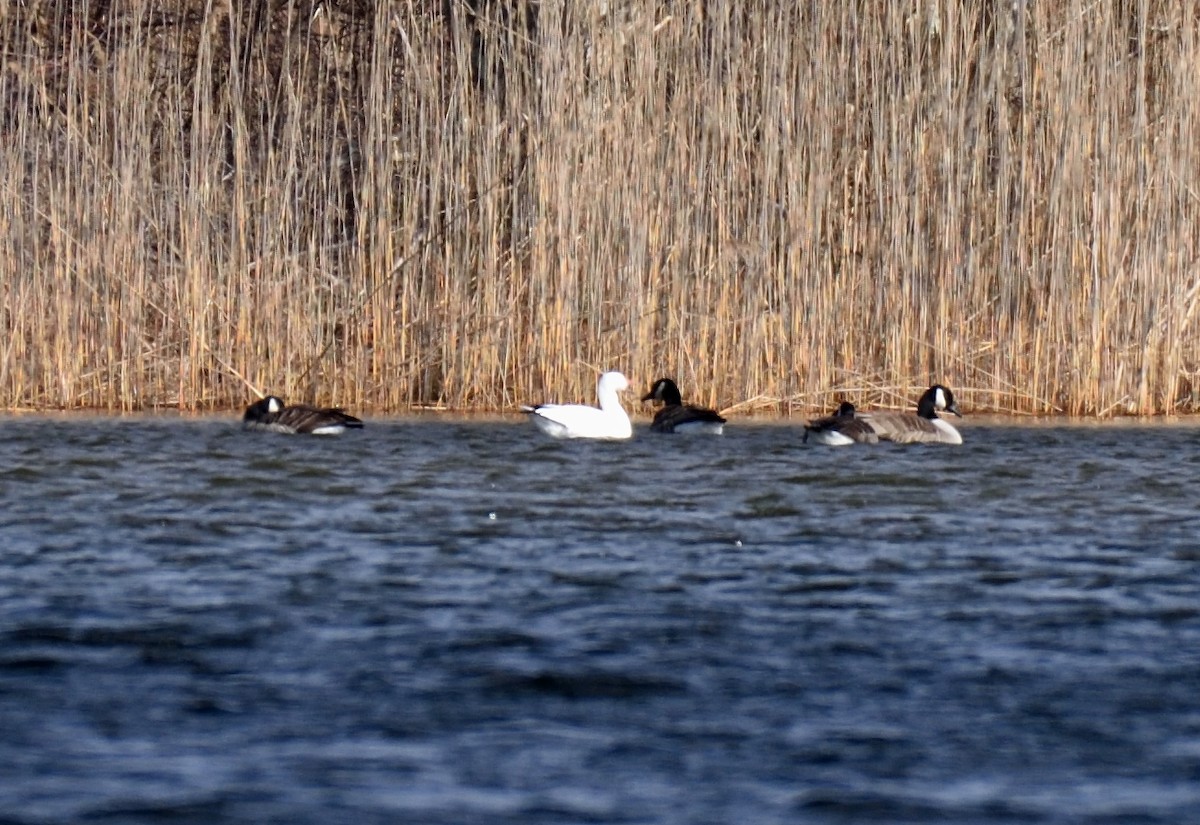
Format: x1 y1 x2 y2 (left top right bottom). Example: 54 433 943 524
1 0 1198 415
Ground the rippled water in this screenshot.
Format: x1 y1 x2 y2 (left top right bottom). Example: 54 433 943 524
1 415 1198 824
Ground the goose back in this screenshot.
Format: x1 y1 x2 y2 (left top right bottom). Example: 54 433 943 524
804 401 878 445
243 396 364 435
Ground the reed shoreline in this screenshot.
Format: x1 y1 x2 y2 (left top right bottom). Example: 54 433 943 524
3 2 1198 416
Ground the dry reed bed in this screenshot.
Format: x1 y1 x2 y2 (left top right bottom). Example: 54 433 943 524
1 0 1198 415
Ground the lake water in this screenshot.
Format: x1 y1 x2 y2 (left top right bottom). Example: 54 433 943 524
0 415 1198 824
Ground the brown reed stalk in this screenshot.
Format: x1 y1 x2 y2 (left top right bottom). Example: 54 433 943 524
1 0 1198 416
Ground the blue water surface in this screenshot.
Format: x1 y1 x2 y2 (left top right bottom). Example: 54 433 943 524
0 415 1198 824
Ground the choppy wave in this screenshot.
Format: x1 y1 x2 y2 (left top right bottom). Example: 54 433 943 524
0 416 1197 824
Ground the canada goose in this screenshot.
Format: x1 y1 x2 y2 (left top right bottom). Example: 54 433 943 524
641 377 726 434
521 371 633 440
858 384 963 445
242 396 364 435
803 401 879 445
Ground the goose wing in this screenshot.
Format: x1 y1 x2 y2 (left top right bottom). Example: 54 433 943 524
650 404 726 433
274 404 363 433
858 412 957 444
523 403 631 439
804 411 878 444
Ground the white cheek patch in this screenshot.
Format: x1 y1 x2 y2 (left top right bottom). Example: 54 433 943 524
268 397 283 413
934 387 946 409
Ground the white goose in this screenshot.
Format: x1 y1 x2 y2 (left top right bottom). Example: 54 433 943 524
521 371 633 440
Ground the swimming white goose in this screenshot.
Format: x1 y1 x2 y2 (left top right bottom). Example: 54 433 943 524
521 371 633 440
641 377 726 434
242 396 364 435
803 401 879 445
857 385 963 445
